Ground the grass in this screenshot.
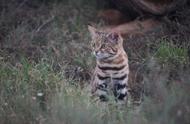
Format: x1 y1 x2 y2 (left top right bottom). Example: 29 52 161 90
0 0 190 124
0 59 144 124
0 58 189 124
155 41 188 64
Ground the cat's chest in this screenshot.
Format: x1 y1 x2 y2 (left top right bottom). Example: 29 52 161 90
95 63 129 75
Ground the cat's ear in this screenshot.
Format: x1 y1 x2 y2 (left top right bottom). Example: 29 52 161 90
88 25 97 38
107 32 121 44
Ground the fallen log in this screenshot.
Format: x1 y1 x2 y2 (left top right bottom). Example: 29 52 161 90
97 0 187 39
102 18 162 38
111 0 187 15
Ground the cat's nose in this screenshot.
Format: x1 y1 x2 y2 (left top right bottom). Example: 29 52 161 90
94 51 100 56
95 51 100 55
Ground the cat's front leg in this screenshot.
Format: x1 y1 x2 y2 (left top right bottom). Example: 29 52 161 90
113 79 131 104
91 76 109 101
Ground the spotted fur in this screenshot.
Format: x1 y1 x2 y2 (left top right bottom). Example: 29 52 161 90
88 26 130 103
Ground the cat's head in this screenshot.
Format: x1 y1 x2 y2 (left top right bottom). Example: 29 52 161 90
88 25 123 60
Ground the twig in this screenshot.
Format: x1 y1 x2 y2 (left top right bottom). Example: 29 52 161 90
16 0 29 10
36 16 55 33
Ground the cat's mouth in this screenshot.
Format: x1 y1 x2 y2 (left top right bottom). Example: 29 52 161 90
94 51 112 60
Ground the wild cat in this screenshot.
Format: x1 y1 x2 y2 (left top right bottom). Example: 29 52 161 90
88 25 130 104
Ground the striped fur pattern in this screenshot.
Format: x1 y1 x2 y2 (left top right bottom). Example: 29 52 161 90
88 26 130 103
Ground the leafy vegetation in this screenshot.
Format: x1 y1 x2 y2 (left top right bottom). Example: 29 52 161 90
156 41 188 64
